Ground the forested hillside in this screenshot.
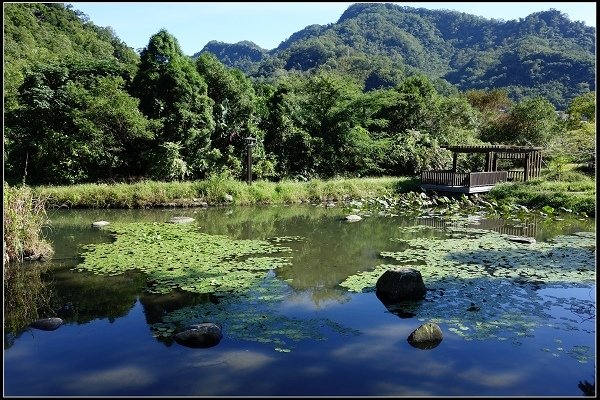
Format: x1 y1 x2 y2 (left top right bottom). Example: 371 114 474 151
197 2 595 109
3 3 139 113
3 3 596 186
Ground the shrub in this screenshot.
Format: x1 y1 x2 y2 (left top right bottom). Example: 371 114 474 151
3 183 53 266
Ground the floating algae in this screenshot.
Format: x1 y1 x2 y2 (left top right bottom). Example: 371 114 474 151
150 275 361 350
76 222 293 295
339 226 595 362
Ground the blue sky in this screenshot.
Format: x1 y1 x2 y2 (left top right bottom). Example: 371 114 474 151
68 2 597 56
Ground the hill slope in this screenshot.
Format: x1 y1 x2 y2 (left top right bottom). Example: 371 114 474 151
197 3 595 108
3 3 139 111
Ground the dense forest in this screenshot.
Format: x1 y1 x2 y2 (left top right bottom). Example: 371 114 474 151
3 3 596 186
196 3 595 109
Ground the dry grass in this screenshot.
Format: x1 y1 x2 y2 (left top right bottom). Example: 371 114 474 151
3 183 54 268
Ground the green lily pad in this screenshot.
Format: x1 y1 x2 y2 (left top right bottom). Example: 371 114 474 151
339 226 595 356
76 222 293 295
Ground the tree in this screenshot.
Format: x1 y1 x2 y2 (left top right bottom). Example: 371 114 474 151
430 95 481 145
3 3 139 114
262 76 317 178
132 30 215 178
481 97 559 146
196 53 266 178
506 97 559 146
5 59 151 184
380 74 438 135
300 71 363 177
465 89 512 115
567 91 595 127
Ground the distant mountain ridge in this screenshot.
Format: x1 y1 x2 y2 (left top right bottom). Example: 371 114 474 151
196 2 595 108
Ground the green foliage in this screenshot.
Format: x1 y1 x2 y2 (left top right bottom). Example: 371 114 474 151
148 142 189 181
384 130 449 175
263 71 366 178
32 177 406 208
76 222 292 295
465 89 512 114
546 155 570 181
195 52 268 180
567 91 595 127
132 30 215 178
488 178 595 217
200 2 594 109
481 97 560 146
195 40 268 75
3 3 139 113
3 183 53 264
4 3 594 186
5 59 151 184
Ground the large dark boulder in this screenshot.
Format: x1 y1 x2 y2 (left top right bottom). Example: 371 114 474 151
407 322 443 350
173 323 223 348
30 317 63 331
375 268 426 303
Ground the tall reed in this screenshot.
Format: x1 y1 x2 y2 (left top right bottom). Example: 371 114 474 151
3 182 53 268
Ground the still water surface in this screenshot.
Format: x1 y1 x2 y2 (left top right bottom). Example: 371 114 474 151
3 205 596 396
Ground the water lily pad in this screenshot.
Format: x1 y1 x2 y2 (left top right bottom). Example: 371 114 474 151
76 222 293 295
339 227 596 347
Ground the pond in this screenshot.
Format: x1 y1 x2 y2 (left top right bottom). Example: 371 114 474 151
3 204 596 396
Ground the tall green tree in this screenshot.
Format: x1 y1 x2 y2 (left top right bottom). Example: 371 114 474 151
379 74 438 135
481 96 559 146
5 59 151 184
547 92 596 169
295 71 363 177
262 76 317 178
132 30 215 179
567 91 595 127
196 53 268 177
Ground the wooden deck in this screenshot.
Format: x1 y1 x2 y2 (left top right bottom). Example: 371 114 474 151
420 171 508 194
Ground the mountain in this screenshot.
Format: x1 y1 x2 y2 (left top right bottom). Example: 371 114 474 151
193 40 268 75
196 2 595 109
3 2 139 111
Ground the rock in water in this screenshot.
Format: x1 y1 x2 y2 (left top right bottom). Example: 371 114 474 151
345 214 362 222
506 235 536 244
376 268 426 303
91 221 110 228
173 323 223 348
407 322 443 349
30 317 63 331
168 216 195 224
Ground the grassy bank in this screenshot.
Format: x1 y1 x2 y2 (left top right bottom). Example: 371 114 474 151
487 172 596 217
26 173 596 218
33 176 421 208
3 183 54 267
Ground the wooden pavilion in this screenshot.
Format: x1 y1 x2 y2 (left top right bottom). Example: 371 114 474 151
420 145 543 194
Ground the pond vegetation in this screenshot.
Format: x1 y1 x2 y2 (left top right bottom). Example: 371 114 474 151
3 183 53 266
66 202 596 362
3 203 595 396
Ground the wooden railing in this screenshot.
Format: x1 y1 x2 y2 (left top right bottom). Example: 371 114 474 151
469 171 508 187
421 170 469 186
507 171 524 181
421 171 508 188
